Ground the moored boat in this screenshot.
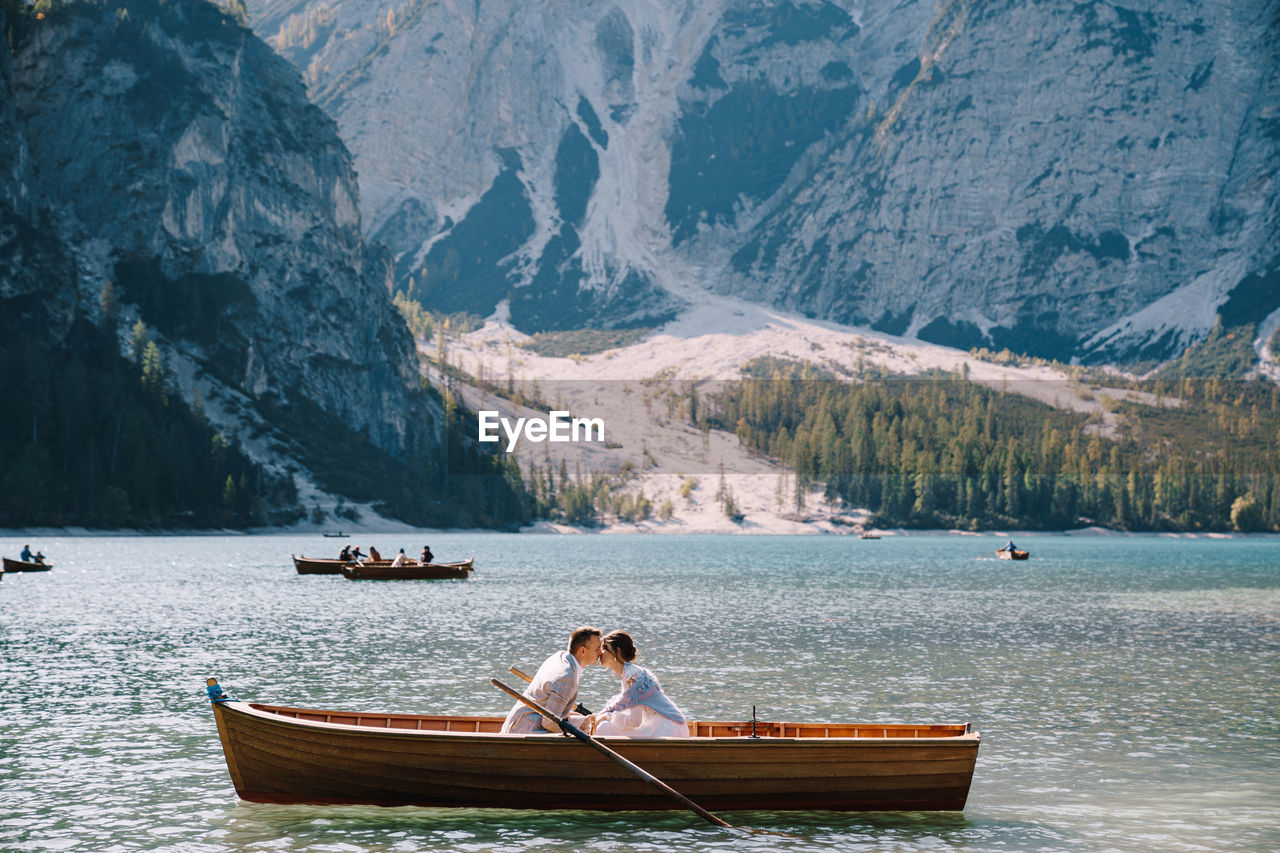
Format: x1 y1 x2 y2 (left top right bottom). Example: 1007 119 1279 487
208 695 979 811
996 549 1030 560
3 557 52 572
340 558 474 580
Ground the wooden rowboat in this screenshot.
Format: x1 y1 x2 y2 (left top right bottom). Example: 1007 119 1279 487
3 557 52 572
208 697 979 811
996 549 1030 560
292 555 396 575
293 555 351 574
340 558 474 580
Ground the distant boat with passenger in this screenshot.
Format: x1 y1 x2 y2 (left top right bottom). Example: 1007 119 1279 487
3 557 52 573
292 555 359 575
293 554 474 578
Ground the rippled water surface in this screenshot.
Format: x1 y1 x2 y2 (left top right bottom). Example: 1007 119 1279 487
2 533 1278 851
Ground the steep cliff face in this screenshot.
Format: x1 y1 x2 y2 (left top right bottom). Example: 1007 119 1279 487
722 0 1280 362
249 0 715 331
7 0 430 455
247 0 1280 363
0 6 22 208
0 2 78 338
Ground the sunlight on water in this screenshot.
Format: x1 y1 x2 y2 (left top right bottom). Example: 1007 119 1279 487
1 533 1278 851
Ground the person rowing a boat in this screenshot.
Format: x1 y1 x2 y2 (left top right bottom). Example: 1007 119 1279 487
1000 539 1016 553
338 544 353 562
584 630 690 738
500 626 602 734
420 545 434 564
21 544 33 563
391 548 410 567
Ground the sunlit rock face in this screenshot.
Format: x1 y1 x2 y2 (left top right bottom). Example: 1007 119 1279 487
249 0 1279 361
2 0 434 456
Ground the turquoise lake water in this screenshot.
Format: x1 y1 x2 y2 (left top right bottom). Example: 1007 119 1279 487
1 533 1277 851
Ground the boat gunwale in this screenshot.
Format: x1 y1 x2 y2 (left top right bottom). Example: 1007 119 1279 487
224 701 980 746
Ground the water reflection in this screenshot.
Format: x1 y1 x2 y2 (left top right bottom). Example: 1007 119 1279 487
216 803 978 853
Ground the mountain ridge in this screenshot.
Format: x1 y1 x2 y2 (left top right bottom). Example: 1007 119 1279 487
247 0 1280 365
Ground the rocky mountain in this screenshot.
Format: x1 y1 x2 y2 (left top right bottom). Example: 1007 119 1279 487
246 0 1280 364
10 0 422 445
0 0 522 527
1 2 78 340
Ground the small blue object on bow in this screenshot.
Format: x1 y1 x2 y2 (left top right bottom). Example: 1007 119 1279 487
206 677 232 703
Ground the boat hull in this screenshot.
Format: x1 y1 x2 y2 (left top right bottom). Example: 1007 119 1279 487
292 556 350 575
3 557 52 572
340 559 474 580
292 556 399 575
996 550 1030 560
210 701 978 811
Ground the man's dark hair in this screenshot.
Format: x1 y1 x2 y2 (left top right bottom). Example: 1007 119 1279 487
568 625 602 653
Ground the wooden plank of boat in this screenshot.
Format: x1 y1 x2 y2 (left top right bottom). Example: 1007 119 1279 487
208 698 979 811
996 549 1030 560
3 557 53 572
340 558 474 581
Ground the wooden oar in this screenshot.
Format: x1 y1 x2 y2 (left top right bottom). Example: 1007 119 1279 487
490 678 733 829
508 664 592 715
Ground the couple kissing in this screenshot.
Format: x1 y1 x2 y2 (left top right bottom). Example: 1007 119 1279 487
500 626 689 738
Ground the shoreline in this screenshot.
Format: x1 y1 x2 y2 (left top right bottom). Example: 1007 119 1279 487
0 524 1261 538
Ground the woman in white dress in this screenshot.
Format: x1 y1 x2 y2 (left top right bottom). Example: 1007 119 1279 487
585 630 690 738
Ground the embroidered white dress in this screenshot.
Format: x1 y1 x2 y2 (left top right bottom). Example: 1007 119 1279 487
595 663 690 738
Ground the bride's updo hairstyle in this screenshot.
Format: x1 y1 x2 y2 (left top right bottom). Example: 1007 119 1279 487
602 630 637 663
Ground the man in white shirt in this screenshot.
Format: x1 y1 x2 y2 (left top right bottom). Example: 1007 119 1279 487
500 626 602 733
